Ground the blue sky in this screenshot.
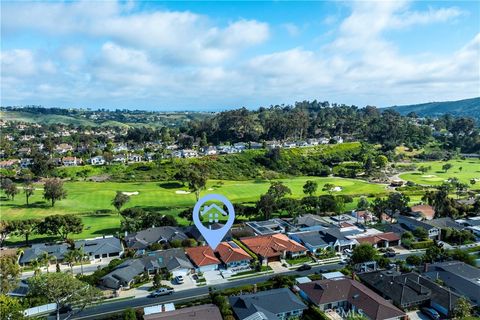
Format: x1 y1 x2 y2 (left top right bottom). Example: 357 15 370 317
1 0 479 111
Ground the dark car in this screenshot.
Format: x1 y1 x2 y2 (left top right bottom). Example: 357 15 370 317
297 264 312 271
383 252 396 258
421 307 440 320
149 288 174 297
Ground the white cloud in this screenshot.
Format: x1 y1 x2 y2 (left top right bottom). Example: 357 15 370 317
0 0 478 108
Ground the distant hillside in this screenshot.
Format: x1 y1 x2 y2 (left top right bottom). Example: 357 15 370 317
390 97 480 122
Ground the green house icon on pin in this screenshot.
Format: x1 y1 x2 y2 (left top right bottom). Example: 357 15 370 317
200 204 228 228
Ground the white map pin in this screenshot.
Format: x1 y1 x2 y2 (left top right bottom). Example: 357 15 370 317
192 194 235 250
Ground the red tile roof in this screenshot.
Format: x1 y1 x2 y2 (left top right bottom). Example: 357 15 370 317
298 278 405 320
356 232 400 245
216 242 252 264
240 234 306 258
185 246 220 267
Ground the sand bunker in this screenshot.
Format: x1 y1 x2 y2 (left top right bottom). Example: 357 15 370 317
332 186 343 192
422 175 436 178
175 190 191 194
122 191 139 196
207 188 214 191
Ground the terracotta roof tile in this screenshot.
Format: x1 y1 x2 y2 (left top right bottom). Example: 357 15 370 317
185 246 220 267
240 234 306 258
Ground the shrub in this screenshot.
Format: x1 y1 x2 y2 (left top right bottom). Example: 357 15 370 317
411 240 433 249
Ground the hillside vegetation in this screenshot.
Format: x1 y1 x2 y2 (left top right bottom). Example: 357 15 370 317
390 97 480 122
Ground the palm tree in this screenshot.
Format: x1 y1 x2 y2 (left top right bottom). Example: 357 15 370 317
30 259 41 276
63 250 77 274
74 247 86 275
38 252 53 273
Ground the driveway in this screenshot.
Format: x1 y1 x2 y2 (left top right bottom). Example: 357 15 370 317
269 261 288 273
203 270 225 284
407 311 430 320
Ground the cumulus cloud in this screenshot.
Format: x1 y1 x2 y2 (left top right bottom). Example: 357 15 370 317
0 0 478 108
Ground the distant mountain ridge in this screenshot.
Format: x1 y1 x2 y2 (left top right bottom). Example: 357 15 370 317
389 97 480 122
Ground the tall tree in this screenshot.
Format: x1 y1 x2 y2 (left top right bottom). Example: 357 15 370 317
23 180 35 205
452 296 473 319
0 256 20 294
186 164 209 201
0 294 25 320
38 215 83 241
43 178 67 207
350 243 377 265
28 272 102 320
112 191 130 214
267 181 292 200
303 180 318 196
0 221 15 247
63 250 77 274
13 219 39 245
1 178 19 200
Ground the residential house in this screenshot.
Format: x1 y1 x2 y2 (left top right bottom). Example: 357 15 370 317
20 158 33 168
90 156 105 165
202 146 217 156
128 154 142 162
181 149 198 158
246 218 295 236
62 156 79 167
113 144 128 153
125 227 189 250
143 304 222 320
215 241 252 269
355 232 401 248
456 217 480 237
184 223 232 244
351 210 376 224
233 142 246 151
112 154 127 163
296 214 330 228
289 228 358 253
101 248 193 289
19 243 70 266
55 143 73 154
249 142 263 149
230 288 307 320
0 159 19 169
358 270 461 317
423 261 480 305
74 236 123 261
423 217 465 232
298 278 405 320
240 234 307 263
332 136 344 143
397 215 440 240
185 246 221 272
17 147 31 156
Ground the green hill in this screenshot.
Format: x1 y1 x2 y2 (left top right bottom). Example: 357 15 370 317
390 97 480 122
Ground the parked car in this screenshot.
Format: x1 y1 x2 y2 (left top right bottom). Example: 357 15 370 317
297 264 312 271
383 252 396 258
421 307 440 320
175 275 184 284
149 287 174 297
343 249 353 255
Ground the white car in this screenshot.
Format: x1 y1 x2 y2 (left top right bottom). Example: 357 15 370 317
175 275 184 284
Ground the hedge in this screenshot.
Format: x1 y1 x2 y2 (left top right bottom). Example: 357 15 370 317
411 240 434 249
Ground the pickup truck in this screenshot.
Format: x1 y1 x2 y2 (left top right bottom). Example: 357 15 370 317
149 288 174 297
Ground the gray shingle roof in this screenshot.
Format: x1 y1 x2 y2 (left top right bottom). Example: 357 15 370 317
125 227 188 250
19 243 70 264
75 237 123 256
229 288 307 320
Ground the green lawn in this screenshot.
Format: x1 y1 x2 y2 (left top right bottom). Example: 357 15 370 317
399 159 480 185
1 176 387 244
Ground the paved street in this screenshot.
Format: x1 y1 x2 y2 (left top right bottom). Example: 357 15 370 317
64 263 342 320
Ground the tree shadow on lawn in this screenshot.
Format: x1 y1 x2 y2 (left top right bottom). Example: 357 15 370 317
0 201 50 209
90 227 120 236
158 182 183 189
